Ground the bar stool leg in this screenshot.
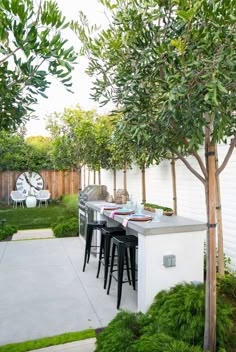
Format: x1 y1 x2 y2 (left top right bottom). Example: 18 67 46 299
82 226 93 272
96 231 104 278
107 243 116 295
117 244 126 309
125 250 131 285
86 227 94 264
103 235 111 289
129 246 136 290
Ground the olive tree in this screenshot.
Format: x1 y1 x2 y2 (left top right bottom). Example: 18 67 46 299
0 0 77 130
75 1 236 351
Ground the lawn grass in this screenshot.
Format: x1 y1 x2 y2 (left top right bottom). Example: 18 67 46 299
0 329 96 352
0 205 77 230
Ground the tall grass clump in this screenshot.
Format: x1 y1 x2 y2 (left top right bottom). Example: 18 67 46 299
61 194 78 217
95 311 146 352
95 282 236 352
145 283 234 350
217 274 236 351
134 333 203 352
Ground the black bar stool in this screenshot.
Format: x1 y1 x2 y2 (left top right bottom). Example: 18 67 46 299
107 235 138 309
82 220 107 272
96 226 126 289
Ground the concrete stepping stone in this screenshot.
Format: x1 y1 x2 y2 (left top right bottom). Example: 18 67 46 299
28 337 96 352
12 228 54 241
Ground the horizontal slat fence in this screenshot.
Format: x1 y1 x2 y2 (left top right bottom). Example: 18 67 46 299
0 170 79 204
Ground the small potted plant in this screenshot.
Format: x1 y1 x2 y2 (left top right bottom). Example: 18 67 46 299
143 203 174 216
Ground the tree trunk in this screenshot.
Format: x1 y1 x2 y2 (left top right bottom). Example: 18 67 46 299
88 168 90 185
7 169 10 206
215 146 224 276
123 160 127 192
93 170 96 184
171 155 177 215
53 168 56 199
204 144 217 352
83 166 86 188
204 181 210 351
141 163 146 204
98 169 101 185
71 168 74 194
113 168 117 199
78 165 82 193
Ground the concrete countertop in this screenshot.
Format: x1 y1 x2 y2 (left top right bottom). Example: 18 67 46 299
86 201 207 236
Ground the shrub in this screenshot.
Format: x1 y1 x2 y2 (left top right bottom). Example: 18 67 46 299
51 216 65 230
0 224 18 241
204 242 232 274
95 283 235 352
53 218 78 238
134 333 203 352
217 273 236 351
95 311 146 352
217 273 236 301
61 194 78 217
146 283 234 350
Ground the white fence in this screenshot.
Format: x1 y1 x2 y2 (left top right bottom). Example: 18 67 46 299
82 142 236 271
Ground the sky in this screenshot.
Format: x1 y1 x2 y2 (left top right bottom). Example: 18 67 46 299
26 0 111 136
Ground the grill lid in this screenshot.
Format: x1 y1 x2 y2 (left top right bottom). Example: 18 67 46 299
79 185 108 205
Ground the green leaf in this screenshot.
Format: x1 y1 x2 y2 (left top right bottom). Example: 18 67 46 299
177 9 194 21
217 82 227 93
38 91 48 99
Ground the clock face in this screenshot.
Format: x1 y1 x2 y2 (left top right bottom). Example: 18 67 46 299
16 171 44 196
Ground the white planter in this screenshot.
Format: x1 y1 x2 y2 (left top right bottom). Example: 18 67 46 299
26 196 37 208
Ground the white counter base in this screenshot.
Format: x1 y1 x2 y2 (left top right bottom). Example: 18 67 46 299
138 230 205 312
88 201 206 312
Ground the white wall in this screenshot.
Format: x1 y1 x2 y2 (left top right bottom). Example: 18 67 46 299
84 142 236 271
218 144 236 271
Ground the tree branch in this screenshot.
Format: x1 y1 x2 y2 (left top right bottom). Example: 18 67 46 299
0 47 20 65
192 150 208 179
174 150 206 185
216 135 236 176
170 125 208 179
7 58 46 90
35 0 42 25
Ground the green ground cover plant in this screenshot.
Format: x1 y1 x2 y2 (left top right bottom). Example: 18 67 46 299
0 329 96 352
95 279 236 352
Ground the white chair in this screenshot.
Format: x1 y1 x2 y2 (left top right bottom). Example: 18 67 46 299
10 191 26 208
36 190 51 207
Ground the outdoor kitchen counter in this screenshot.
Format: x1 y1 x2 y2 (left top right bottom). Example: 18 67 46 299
85 200 206 313
85 201 206 235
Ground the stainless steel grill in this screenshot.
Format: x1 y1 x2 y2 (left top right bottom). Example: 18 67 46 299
78 185 108 238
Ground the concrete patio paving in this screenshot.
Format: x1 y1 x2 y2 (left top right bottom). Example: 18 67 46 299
0 236 137 347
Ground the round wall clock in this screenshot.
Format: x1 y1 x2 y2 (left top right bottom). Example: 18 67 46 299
16 171 44 196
